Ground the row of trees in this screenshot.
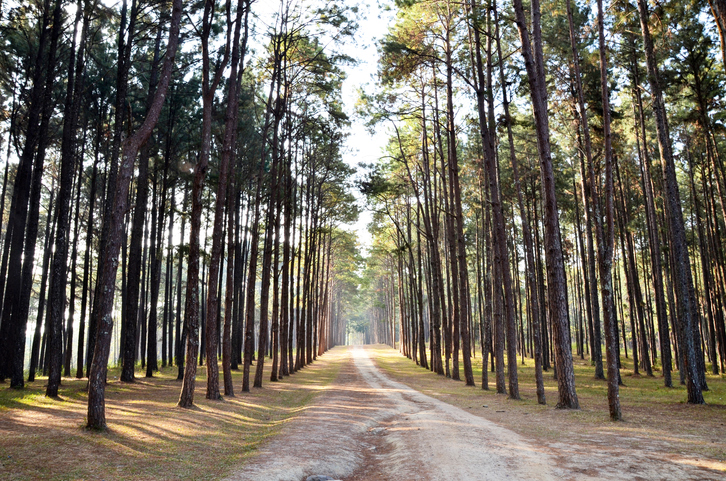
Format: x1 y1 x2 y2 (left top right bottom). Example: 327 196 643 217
361 0 724 419
0 0 363 429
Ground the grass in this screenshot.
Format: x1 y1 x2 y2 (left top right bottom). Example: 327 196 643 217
0 348 344 481
369 345 726 469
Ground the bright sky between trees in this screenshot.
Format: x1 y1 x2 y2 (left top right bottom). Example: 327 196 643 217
253 0 394 253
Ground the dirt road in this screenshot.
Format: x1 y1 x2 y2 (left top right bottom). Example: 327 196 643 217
228 346 555 481
228 346 725 481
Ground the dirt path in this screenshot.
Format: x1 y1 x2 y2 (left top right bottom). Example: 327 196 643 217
228 346 555 481
230 346 726 480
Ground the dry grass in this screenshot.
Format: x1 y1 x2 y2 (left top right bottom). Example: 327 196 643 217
369 344 726 470
0 351 342 481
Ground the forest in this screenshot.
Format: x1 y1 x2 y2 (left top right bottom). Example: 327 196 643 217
359 0 726 421
0 0 362 430
0 0 725 476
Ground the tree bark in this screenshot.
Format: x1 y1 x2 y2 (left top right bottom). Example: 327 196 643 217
629 44 672 386
491 0 544 403
87 0 183 429
566 0 604 380
179 0 232 406
635 0 704 404
708 0 726 67
511 0 579 408
121 19 163 382
28 188 55 382
595 0 621 420
88 0 138 376
175 189 188 380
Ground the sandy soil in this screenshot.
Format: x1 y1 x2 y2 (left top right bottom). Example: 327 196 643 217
229 346 556 481
230 346 726 481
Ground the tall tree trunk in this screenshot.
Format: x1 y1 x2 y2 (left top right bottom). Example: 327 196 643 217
0 0 54 338
179 0 232 406
629 42 672 386
415 207 429 369
687 146 718 375
511 0 579 408
205 0 248 400
164 182 174 368
419 97 444 375
63 1 90 378
88 0 139 377
15 0 64 391
175 189 188 380
223 0 250 395
472 0 519 396
279 149 293 377
566 0 604 379
443 2 474 387
594 0 621 421
0 0 61 387
490 0 544 402
244 39 280 389
270 177 283 379
708 0 726 67
87 0 183 429
615 156 652 376
28 188 56 382
64 136 85 377
254 51 284 388
635 0 704 404
223 178 236 395
77 134 100 379
146 162 166 377
121 20 163 382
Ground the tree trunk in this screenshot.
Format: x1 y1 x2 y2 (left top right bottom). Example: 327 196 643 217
635 0 704 404
88 0 138 377
146 162 166 377
707 0 726 67
87 0 183 429
121 20 163 382
179 0 233 406
594 0 621 421
77 136 100 378
629 43 672 386
0 0 62 388
175 189 188 380
28 188 55 382
254 41 284 387
490 0 544 402
566 0 604 380
511 0 579 408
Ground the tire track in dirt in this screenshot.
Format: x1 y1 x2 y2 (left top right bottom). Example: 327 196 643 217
227 346 555 481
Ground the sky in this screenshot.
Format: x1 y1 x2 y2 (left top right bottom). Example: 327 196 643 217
336 2 394 253
252 0 395 254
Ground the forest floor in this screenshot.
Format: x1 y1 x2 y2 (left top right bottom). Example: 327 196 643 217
2 345 725 480
0 356 342 480
235 345 726 481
